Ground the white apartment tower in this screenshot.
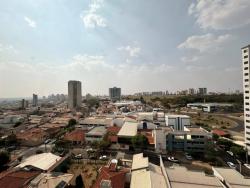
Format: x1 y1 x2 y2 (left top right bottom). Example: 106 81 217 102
242 45 250 155
68 80 82 109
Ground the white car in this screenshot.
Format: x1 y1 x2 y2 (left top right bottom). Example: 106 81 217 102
99 155 107 160
75 154 83 159
226 151 234 156
167 157 179 163
185 153 192 160
244 163 250 169
227 162 236 169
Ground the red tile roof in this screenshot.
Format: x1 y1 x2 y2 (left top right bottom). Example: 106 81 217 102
92 164 129 188
0 170 39 188
212 129 229 136
108 135 118 143
64 130 85 142
107 126 121 134
146 135 154 145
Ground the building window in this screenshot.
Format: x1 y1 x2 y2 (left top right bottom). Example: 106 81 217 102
245 61 249 65
245 91 249 94
246 96 250 99
245 79 249 82
246 102 250 105
244 49 248 53
245 73 249 76
246 120 250 123
246 108 250 111
245 55 249 59
245 67 249 70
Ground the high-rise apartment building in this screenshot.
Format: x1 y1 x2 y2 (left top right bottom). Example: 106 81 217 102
242 44 250 155
198 88 207 95
109 87 121 101
188 88 195 95
32 94 38 107
68 80 82 109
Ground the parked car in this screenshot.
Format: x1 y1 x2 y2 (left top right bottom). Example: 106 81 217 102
244 163 250 169
227 162 236 169
74 154 83 159
167 156 179 163
185 153 192 160
44 139 51 144
99 155 107 160
226 151 234 156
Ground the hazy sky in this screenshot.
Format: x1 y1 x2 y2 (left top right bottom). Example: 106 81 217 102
0 0 250 97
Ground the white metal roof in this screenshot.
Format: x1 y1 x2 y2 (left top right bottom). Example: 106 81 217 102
213 167 250 188
117 121 138 137
132 153 149 170
16 153 61 171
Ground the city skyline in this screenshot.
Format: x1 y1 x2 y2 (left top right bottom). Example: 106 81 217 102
0 0 250 97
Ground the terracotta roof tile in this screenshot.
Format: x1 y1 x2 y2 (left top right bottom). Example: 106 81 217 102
64 130 85 142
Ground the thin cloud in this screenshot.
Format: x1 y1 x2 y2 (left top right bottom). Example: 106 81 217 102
80 0 107 28
178 33 233 53
24 16 36 28
189 0 250 30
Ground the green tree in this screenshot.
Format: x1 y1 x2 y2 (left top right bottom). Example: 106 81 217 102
230 146 246 160
75 175 84 188
0 151 10 170
68 119 77 127
217 138 233 150
131 135 149 149
86 97 100 109
212 133 219 141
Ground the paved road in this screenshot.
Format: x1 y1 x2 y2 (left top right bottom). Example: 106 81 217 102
219 148 250 177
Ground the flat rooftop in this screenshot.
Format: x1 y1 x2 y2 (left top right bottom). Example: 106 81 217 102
117 121 138 137
80 117 113 125
86 126 107 136
213 167 250 188
165 114 190 118
132 153 149 171
166 166 223 188
16 153 61 171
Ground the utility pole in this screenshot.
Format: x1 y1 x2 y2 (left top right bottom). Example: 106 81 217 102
246 144 249 164
236 159 242 174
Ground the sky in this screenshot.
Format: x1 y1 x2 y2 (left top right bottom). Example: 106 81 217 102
0 0 250 97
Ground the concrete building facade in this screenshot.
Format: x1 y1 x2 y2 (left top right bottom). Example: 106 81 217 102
68 80 82 109
153 127 211 153
165 114 190 131
242 44 250 155
198 88 207 95
32 94 38 107
109 87 121 101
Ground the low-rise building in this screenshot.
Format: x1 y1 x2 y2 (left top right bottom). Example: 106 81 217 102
117 121 138 145
16 153 62 172
16 128 48 146
153 126 211 153
0 170 39 188
213 167 250 187
165 165 224 188
85 126 107 143
165 114 190 131
187 103 233 112
64 129 85 145
130 153 167 188
93 159 129 188
29 172 73 188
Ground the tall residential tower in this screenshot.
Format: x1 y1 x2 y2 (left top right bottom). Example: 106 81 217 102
242 44 250 155
68 80 82 109
109 87 121 101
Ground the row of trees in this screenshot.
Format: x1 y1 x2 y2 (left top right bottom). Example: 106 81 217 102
151 94 243 108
